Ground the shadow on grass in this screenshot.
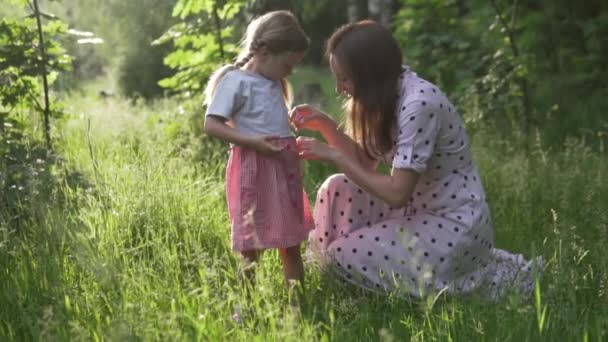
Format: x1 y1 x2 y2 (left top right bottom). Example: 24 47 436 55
0 127 96 339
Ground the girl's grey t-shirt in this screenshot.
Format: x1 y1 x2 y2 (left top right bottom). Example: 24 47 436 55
205 69 293 138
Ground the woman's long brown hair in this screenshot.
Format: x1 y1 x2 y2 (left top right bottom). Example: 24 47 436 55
326 21 402 159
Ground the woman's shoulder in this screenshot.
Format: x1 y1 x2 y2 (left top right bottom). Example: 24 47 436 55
398 67 451 110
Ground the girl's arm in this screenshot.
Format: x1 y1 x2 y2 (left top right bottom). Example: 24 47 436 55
204 116 283 154
297 137 418 208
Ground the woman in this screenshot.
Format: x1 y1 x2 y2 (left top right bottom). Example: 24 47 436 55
291 20 541 299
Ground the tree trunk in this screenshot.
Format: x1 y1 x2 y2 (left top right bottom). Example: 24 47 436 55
490 0 531 150
32 0 53 151
212 4 224 59
368 0 394 28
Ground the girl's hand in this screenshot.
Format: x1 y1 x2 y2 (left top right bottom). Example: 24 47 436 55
289 104 337 134
296 136 338 163
249 135 284 155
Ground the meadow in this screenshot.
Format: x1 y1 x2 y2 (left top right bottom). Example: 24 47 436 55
1 68 607 341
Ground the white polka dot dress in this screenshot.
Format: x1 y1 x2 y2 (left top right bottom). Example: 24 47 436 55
308 67 542 299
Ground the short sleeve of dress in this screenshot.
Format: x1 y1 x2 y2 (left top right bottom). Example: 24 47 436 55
205 73 247 120
392 99 440 173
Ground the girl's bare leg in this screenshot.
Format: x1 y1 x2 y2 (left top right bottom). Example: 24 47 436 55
278 245 304 307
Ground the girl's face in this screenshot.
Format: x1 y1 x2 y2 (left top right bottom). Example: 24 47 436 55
329 54 354 97
256 50 306 80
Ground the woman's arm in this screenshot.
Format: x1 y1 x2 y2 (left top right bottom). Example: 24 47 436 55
319 124 380 172
291 105 378 171
334 151 418 208
297 137 418 208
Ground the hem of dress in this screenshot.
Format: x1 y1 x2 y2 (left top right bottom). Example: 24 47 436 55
232 229 312 252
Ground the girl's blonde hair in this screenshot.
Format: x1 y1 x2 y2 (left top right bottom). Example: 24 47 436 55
204 10 309 107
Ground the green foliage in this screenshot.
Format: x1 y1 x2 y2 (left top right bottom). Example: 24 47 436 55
112 0 177 99
1 91 607 340
155 0 246 96
296 1 348 64
394 0 487 93
0 18 71 110
156 0 349 96
0 4 73 227
45 0 178 98
393 0 608 147
0 121 57 228
42 0 115 86
393 0 527 134
1 1 608 340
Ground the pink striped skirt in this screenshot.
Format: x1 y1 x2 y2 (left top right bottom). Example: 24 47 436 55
226 137 314 251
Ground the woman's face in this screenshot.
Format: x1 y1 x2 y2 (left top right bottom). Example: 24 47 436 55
329 54 354 97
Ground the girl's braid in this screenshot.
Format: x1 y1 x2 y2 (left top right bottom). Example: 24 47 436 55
234 39 263 68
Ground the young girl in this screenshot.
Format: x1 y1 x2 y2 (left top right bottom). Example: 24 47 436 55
203 11 313 302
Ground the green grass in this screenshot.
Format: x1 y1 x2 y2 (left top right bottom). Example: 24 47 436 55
1 69 607 341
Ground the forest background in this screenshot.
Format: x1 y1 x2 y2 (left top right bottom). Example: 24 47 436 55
1 0 607 340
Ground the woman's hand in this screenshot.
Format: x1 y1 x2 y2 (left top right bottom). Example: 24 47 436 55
296 136 339 163
249 135 284 155
289 104 337 134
